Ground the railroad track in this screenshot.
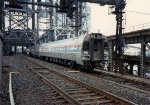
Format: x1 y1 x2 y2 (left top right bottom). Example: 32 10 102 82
27 59 135 105
33 79 72 105
26 55 150 95
89 70 150 94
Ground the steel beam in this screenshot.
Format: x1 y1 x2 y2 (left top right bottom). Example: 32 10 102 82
4 3 35 47
0 1 4 104
0 31 3 105
129 64 133 74
32 0 35 31
108 40 114 71
140 39 146 77
108 29 150 44
75 0 79 37
114 10 124 73
32 0 36 45
4 0 60 8
79 0 115 5
36 13 39 42
0 0 4 31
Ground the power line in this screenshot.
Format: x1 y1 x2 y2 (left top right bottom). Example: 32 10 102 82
126 10 150 15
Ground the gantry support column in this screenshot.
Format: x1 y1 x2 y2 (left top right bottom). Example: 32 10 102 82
0 0 4 31
0 1 4 103
32 0 35 45
138 65 141 76
0 38 3 104
15 46 17 53
108 40 114 71
129 64 133 75
140 39 146 77
0 38 2 104
22 46 24 53
37 13 39 42
75 0 79 37
114 9 124 74
9 11 12 29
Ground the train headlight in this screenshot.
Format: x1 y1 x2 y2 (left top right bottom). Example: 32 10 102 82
82 56 89 60
83 51 89 54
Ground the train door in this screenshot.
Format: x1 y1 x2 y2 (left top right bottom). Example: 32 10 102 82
82 41 90 61
90 39 104 61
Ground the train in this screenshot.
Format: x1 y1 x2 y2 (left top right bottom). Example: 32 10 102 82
28 33 107 71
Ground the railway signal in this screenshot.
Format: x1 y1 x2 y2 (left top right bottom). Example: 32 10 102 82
66 0 76 19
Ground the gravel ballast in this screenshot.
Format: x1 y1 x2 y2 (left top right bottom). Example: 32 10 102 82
3 55 71 105
2 54 150 105
26 55 150 105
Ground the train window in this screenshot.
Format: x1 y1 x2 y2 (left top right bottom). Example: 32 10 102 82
94 41 98 51
83 42 89 51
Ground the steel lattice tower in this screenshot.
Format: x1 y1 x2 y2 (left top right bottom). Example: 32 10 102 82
37 0 91 43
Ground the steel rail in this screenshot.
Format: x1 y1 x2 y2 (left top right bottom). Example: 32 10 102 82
30 68 81 105
4 0 60 8
48 57 150 94
26 55 150 95
76 69 150 95
44 68 136 105
96 69 150 86
25 57 136 105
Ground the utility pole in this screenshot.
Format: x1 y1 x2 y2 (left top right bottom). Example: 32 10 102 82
114 9 124 73
114 0 126 73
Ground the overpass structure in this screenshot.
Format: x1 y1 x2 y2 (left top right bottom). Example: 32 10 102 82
108 28 150 77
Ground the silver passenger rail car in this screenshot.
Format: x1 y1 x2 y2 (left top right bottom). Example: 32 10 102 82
28 33 107 71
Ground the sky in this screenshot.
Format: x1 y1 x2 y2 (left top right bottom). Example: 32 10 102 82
88 0 150 35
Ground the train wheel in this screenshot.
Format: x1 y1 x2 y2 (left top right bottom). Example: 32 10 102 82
59 59 63 65
88 63 94 72
88 66 94 72
70 61 76 69
82 61 94 72
80 66 85 71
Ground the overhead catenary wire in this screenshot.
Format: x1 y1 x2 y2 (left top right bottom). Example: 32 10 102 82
125 10 150 15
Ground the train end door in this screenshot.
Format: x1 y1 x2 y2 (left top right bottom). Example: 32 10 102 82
90 39 104 61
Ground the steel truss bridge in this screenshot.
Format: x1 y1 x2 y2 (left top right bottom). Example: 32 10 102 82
0 0 126 73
